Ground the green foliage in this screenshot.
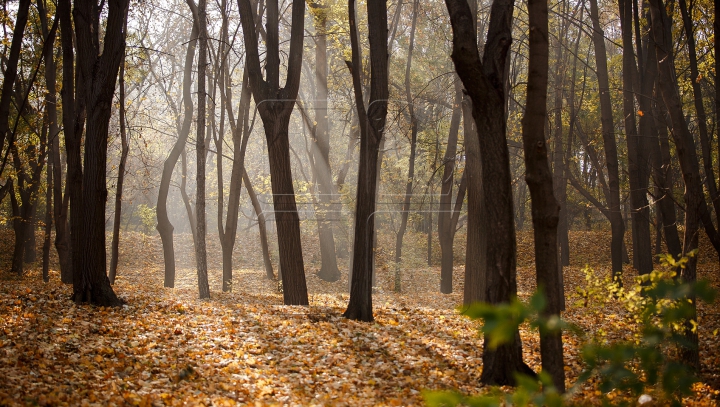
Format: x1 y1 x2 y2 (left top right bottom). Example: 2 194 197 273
137 204 156 234
424 254 716 406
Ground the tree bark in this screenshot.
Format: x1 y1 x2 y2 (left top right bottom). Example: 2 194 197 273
70 0 128 306
188 0 210 300
394 0 420 293
238 0 309 305
309 1 341 282
243 169 275 279
589 0 625 280
343 0 388 321
522 0 565 390
109 34 129 285
439 81 462 294
649 0 708 370
619 0 653 275
446 0 535 385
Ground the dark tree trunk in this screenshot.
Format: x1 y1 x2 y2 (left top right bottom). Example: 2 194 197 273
156 23 198 288
188 0 210 300
522 0 565 390
343 0 388 321
394 0 420 293
649 0 710 370
238 0 309 305
462 97 486 305
70 0 128 306
446 0 535 385
439 81 462 294
0 0 31 158
589 0 625 280
43 157 52 282
619 0 653 276
678 0 720 222
243 169 275 279
109 38 129 285
23 204 37 264
309 2 341 282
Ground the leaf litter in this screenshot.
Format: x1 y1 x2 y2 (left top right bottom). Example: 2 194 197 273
0 229 719 406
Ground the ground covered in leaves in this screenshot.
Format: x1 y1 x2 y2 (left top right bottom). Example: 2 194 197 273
1 229 719 406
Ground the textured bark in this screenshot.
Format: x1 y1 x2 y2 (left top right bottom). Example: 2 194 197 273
188 0 210 300
394 0 420 293
343 0 388 322
238 0 309 305
446 0 535 385
71 0 128 306
649 0 706 369
678 0 720 223
522 0 565 390
156 23 197 288
439 82 462 294
109 38 129 286
619 0 653 275
589 0 625 280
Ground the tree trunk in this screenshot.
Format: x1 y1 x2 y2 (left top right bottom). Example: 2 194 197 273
446 0 535 385
0 0 31 158
394 0 420 292
678 0 720 222
109 38 129 285
522 0 564 390
243 169 275 279
238 0 308 305
70 0 128 306
189 0 210 300
156 23 198 288
619 0 653 276
43 157 52 282
589 0 625 280
439 81 462 294
343 0 388 321
309 3 341 282
649 0 706 369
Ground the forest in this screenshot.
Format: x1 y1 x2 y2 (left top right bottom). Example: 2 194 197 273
0 0 719 404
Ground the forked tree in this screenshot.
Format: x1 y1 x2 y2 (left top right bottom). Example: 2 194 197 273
445 0 535 385
237 0 309 305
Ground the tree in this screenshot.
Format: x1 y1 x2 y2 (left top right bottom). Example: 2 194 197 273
237 0 309 305
154 20 197 288
67 0 129 305
445 0 535 385
343 0 388 322
587 0 624 281
521 0 565 390
308 0 341 283
394 0 420 293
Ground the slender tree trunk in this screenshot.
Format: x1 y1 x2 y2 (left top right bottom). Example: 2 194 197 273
243 169 275 279
589 0 625 280
189 0 210 299
43 148 52 282
394 0 420 292
619 0 653 275
678 0 720 222
109 38 129 285
446 0 535 385
156 23 198 288
522 0 564 390
309 2 341 282
649 0 706 369
439 81 462 294
343 0 388 321
0 0 31 158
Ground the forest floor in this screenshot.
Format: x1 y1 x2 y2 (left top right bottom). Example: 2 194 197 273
1 229 719 406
